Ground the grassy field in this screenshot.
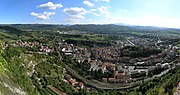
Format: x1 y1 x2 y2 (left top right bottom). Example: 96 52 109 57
0 31 18 42
65 34 110 41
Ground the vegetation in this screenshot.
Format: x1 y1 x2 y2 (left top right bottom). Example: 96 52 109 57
0 25 180 95
122 46 162 58
83 68 180 95
1 46 38 95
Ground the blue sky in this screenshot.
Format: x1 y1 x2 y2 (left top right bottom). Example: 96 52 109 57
0 0 180 28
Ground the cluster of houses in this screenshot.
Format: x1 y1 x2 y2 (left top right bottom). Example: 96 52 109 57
39 46 53 53
58 42 91 62
91 46 121 62
87 59 131 83
13 40 40 48
11 40 178 85
131 38 156 47
63 74 84 92
56 41 179 84
12 40 54 53
87 58 172 83
57 30 86 35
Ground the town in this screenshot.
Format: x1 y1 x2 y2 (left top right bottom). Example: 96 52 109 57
0 24 180 95
5 32 179 94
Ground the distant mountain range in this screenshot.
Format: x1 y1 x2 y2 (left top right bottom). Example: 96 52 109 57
0 24 180 34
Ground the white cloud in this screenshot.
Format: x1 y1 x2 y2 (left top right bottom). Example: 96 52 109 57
102 0 110 2
98 6 111 18
63 7 88 15
90 9 100 16
63 7 88 22
89 6 111 17
38 2 63 10
30 12 55 20
83 0 94 7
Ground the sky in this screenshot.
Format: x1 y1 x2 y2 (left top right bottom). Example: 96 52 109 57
0 0 180 28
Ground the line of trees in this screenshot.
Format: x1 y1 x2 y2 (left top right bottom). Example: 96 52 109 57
121 46 162 58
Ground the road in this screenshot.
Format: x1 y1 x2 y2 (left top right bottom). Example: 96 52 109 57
127 39 135 46
155 38 162 49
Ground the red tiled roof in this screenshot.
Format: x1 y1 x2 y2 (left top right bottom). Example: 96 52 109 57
114 73 124 79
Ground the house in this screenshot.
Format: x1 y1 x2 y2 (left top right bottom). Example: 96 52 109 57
114 73 124 79
161 63 170 69
101 64 107 74
88 60 102 72
134 62 144 65
108 78 119 83
87 58 91 63
116 65 124 73
109 66 116 71
77 82 84 89
64 74 76 86
108 76 131 83
175 63 180 68
69 79 76 86
102 78 108 83
74 82 84 90
64 74 71 80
